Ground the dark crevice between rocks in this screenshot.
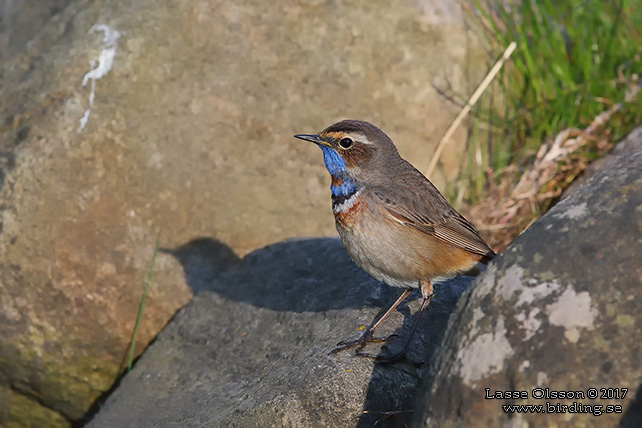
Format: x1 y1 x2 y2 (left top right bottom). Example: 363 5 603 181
75 377 123 426
504 361 521 423
410 271 486 427
620 382 642 428
358 279 473 428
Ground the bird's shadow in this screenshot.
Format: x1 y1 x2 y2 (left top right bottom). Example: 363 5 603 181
164 236 472 427
163 236 399 312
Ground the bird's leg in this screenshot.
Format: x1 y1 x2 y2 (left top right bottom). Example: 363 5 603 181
358 280 433 364
330 288 412 355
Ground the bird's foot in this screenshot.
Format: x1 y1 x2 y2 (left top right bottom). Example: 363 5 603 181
330 330 397 355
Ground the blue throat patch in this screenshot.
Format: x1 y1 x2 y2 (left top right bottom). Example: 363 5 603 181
318 145 358 198
331 180 357 198
319 145 346 177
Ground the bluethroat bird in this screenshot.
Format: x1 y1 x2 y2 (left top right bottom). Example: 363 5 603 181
295 120 495 363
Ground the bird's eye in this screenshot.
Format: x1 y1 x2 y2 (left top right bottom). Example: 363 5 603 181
339 138 353 149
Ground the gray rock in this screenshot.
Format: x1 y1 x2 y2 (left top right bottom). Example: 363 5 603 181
565 126 642 193
0 0 487 425
0 0 76 60
88 238 473 427
415 142 642 426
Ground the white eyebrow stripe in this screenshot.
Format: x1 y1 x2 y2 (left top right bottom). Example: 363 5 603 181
351 133 373 145
324 132 373 146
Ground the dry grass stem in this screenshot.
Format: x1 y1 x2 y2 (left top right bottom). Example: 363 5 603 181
424 41 517 178
467 77 641 251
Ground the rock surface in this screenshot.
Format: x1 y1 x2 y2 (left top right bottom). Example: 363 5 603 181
0 0 487 425
415 140 642 426
0 0 76 60
565 125 642 193
88 238 473 428
87 139 642 426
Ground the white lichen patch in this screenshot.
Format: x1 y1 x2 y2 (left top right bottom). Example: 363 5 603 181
518 360 530 372
496 265 524 300
78 24 121 132
515 308 542 341
546 287 598 343
516 280 561 307
464 307 486 339
536 371 549 386
471 307 485 326
553 201 588 220
457 317 514 385
495 265 560 306
491 265 565 342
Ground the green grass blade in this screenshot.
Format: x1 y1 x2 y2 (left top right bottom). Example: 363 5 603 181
458 0 642 210
127 230 162 371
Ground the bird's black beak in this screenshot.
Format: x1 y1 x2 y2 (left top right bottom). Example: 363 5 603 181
293 134 330 147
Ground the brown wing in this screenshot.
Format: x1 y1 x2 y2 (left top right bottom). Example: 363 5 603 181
372 170 494 258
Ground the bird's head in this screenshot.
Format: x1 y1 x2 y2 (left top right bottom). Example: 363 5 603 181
294 120 400 184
